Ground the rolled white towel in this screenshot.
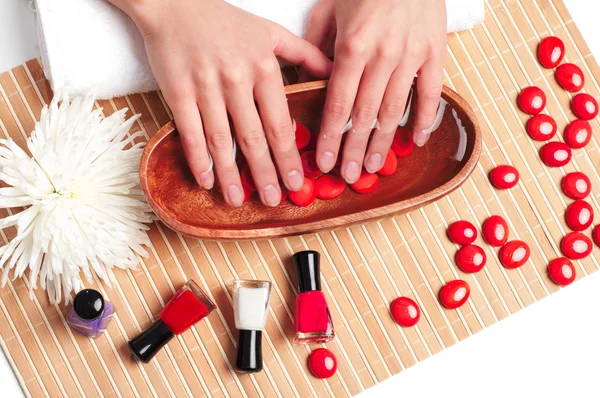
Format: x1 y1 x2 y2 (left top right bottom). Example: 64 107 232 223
35 0 484 99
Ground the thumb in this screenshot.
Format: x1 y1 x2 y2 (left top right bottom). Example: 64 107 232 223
269 24 333 79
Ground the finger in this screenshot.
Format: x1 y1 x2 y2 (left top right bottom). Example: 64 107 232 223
342 62 394 180
316 54 365 173
304 5 334 52
198 93 244 207
170 100 214 189
269 23 333 78
367 65 418 172
254 58 305 192
412 55 445 147
225 83 282 207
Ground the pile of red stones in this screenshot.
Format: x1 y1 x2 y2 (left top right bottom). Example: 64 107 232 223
440 217 529 308
396 36 599 318
239 122 415 206
384 36 599 326
488 36 598 290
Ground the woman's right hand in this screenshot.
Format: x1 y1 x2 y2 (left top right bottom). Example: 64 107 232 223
114 0 332 207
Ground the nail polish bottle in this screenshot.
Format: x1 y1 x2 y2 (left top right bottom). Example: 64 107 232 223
233 280 272 373
129 280 215 363
67 289 114 338
293 251 335 344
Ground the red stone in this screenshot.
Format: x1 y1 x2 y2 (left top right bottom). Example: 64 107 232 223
562 172 591 199
518 86 546 115
308 348 337 379
561 232 593 260
350 172 379 194
301 150 322 180
482 215 509 246
564 119 592 149
391 126 414 158
294 121 312 151
288 178 316 207
540 142 572 167
241 165 257 192
565 200 593 231
447 220 477 245
378 149 398 176
547 257 576 286
526 114 557 141
455 245 487 273
314 174 346 200
439 280 470 309
555 63 585 92
499 240 530 269
390 297 421 327
571 93 599 120
489 165 519 189
593 225 600 248
242 187 252 203
538 36 565 68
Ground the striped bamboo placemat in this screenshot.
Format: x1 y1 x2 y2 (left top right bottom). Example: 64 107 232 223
1 0 599 396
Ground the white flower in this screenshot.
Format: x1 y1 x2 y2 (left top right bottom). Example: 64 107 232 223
0 92 153 303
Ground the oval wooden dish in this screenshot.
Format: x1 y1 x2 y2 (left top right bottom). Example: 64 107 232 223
140 80 481 240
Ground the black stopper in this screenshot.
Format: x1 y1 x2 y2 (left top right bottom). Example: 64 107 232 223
293 250 321 293
128 320 174 363
73 289 105 320
235 330 263 373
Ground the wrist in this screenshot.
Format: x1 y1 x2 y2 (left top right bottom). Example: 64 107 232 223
107 0 161 33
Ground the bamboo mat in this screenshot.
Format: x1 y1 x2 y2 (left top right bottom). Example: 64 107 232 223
1 0 599 397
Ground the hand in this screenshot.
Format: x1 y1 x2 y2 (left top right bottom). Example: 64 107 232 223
113 0 332 207
305 0 447 182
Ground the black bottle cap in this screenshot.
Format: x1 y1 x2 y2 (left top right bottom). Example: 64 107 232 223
73 289 105 320
293 250 321 293
128 320 174 363
236 330 263 373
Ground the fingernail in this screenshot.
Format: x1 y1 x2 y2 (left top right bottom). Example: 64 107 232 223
365 153 382 173
263 184 281 207
199 171 214 189
319 151 336 172
287 170 304 191
227 185 244 207
414 130 431 147
344 161 361 184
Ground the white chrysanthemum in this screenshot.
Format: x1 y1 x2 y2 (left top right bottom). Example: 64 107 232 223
0 92 153 303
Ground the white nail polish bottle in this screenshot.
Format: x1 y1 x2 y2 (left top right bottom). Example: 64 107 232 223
233 280 272 373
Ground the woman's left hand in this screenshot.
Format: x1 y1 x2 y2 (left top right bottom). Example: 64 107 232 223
306 0 447 182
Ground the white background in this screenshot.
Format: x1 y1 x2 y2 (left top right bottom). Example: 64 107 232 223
1 1 600 397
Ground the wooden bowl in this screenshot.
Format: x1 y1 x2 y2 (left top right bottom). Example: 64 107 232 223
140 80 481 240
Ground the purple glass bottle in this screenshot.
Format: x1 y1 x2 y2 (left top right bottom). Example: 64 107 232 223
67 289 114 338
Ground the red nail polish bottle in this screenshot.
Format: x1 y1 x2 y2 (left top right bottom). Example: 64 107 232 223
129 280 216 363
293 251 335 344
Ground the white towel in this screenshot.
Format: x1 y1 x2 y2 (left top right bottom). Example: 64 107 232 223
35 0 484 99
